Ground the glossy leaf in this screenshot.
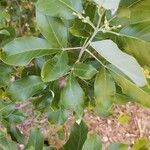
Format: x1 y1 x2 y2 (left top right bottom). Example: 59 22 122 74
61 75 85 118
6 76 46 101
118 113 131 125
48 108 69 125
73 62 97 80
1 37 58 66
130 0 150 23
33 92 54 111
43 147 56 150
119 0 137 7
120 21 150 42
41 52 70 82
8 126 26 144
0 29 10 36
6 110 26 124
36 10 68 47
94 67 116 115
82 133 102 150
0 100 26 125
132 137 150 150
0 63 13 87
69 2 96 38
110 69 150 107
91 40 147 87
36 0 83 20
109 143 128 150
117 34 150 67
0 135 18 150
62 121 88 150
96 32 150 67
0 27 16 47
25 128 44 150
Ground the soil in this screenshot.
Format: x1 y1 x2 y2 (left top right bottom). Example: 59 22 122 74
16 102 150 149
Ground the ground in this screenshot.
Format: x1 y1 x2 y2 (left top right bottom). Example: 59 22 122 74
16 101 150 149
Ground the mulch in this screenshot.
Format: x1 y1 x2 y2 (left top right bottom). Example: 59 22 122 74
17 102 150 149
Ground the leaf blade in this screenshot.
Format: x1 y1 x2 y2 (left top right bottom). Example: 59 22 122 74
36 10 68 48
60 75 85 118
62 121 88 150
109 68 150 107
36 0 83 19
41 52 70 82
90 40 147 87
94 67 116 116
6 76 46 101
1 37 59 66
82 133 102 150
73 62 97 80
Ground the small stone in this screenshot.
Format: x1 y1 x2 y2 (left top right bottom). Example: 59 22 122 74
18 144 24 150
103 136 108 142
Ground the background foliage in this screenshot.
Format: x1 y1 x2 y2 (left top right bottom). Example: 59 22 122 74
0 0 150 149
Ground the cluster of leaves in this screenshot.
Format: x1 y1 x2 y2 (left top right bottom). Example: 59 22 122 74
0 0 150 149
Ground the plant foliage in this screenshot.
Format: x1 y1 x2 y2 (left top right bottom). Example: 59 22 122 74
0 0 150 149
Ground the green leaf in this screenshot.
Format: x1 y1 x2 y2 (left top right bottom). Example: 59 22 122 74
132 137 150 150
118 35 150 67
0 134 18 150
8 126 26 144
0 29 10 36
43 147 56 150
109 68 150 107
6 76 46 101
0 27 16 47
0 63 13 87
94 67 116 116
33 92 54 112
82 133 102 150
119 0 137 7
118 113 131 125
1 36 59 66
69 2 96 38
90 40 147 87
6 109 26 124
93 0 121 12
130 0 150 23
96 32 150 67
120 21 150 42
36 10 68 47
25 128 44 150
36 0 83 20
109 143 128 150
0 8 10 23
62 121 88 150
73 62 97 80
0 100 26 125
112 93 131 104
60 75 85 118
41 52 70 82
48 108 69 125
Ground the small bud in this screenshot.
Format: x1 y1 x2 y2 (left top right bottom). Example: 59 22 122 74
25 23 29 27
82 19 88 23
78 15 82 19
85 16 90 21
72 12 77 16
106 26 111 30
117 25 122 28
82 10 85 14
101 29 106 33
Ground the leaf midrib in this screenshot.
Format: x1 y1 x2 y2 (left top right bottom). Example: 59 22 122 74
46 16 63 48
